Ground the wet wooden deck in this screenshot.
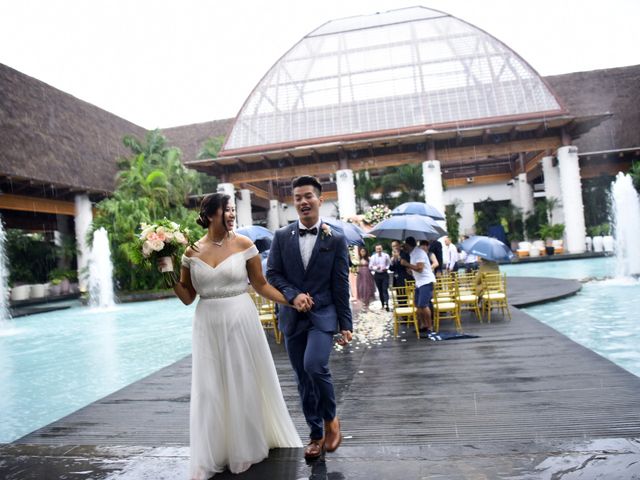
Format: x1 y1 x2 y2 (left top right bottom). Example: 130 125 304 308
14 277 640 448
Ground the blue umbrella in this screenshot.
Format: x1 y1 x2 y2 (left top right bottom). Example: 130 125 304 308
322 218 367 247
391 202 445 221
460 235 514 262
368 214 447 241
236 225 273 252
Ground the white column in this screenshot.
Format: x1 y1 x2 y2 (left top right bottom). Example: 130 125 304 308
557 146 586 253
217 182 235 205
236 189 252 227
517 173 534 219
74 194 92 293
459 201 476 236
542 155 564 225
267 199 280 231
336 169 356 219
422 160 444 215
279 203 289 226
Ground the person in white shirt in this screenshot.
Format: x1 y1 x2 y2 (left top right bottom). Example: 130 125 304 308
369 244 391 311
443 236 460 272
400 237 439 337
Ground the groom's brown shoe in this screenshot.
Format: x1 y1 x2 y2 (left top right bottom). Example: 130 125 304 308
304 438 324 460
324 417 342 452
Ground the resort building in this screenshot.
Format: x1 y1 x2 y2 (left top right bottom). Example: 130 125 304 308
1 6 639 278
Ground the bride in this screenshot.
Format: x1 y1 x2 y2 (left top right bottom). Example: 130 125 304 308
167 192 303 479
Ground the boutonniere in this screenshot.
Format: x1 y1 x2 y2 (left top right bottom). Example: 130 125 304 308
321 223 332 239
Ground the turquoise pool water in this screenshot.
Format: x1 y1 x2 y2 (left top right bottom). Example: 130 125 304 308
504 256 640 378
0 299 194 443
502 256 614 280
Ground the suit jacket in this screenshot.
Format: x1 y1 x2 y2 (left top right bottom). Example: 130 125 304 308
267 221 353 337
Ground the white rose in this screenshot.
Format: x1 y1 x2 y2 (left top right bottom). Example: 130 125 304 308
149 239 165 252
170 222 179 230
141 226 154 239
174 232 187 244
142 240 153 257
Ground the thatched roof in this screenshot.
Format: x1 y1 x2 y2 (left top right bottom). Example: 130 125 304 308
0 63 146 197
161 118 233 164
545 65 640 153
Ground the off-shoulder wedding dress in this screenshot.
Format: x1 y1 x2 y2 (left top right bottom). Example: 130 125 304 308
181 245 301 479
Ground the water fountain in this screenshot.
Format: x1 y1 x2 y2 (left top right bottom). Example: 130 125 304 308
0 217 11 323
610 172 640 278
88 227 116 308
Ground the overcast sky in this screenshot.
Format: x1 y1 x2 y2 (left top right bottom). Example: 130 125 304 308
1 0 639 129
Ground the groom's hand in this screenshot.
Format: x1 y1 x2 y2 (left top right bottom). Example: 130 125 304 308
337 330 353 346
293 293 314 312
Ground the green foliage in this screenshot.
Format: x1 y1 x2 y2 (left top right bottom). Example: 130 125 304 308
524 199 550 239
474 198 507 236
6 230 57 284
354 164 424 211
587 223 610 237
197 136 225 160
91 131 204 291
630 161 640 192
445 201 462 243
582 175 614 231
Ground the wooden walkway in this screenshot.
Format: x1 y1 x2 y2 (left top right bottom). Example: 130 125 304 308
4 276 640 479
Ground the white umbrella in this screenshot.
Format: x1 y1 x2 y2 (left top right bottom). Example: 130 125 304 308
368 214 447 241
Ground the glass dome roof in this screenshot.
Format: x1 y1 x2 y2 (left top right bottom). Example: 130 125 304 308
223 6 562 153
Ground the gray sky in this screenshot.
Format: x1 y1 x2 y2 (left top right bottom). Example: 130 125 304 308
1 0 639 129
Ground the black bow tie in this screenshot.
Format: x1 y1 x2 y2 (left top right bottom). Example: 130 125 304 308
299 227 318 237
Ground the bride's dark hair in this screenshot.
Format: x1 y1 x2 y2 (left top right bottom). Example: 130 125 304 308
197 193 231 230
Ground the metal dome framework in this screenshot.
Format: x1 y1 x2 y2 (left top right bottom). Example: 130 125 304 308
188 7 607 199
224 6 563 154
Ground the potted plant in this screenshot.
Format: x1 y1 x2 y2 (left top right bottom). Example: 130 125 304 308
538 224 555 255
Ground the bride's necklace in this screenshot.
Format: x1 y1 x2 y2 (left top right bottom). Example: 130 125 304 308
210 233 226 247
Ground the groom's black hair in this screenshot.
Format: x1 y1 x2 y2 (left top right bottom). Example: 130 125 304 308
292 175 322 196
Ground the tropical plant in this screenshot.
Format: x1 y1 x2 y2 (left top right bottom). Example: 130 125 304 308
6 230 57 284
445 201 462 243
474 198 508 236
630 161 640 192
197 135 225 160
379 164 424 208
582 174 614 232
90 132 204 291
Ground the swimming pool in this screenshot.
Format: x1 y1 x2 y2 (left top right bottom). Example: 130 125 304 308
504 256 640 378
0 299 194 443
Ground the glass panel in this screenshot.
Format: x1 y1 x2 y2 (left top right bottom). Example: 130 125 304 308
225 6 561 151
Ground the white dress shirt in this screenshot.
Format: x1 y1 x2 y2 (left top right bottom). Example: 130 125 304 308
369 252 391 273
298 219 321 269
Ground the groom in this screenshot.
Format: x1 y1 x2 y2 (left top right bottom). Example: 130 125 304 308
267 175 353 460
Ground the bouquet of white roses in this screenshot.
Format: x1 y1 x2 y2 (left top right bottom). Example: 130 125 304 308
137 218 192 287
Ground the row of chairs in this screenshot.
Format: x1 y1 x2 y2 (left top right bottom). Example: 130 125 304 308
390 271 511 339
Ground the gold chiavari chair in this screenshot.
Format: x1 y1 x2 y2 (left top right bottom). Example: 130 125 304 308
455 271 482 321
432 277 462 332
249 291 282 343
390 286 420 339
480 272 511 323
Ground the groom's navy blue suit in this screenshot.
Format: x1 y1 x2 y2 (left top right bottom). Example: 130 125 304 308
267 221 352 440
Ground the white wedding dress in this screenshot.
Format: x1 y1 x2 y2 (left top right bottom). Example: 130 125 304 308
182 245 301 479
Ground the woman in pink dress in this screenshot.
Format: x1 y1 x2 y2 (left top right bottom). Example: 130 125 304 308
356 247 376 309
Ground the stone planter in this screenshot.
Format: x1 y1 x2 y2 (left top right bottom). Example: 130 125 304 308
592 236 604 252
49 284 62 296
30 284 46 298
603 235 614 252
60 278 71 294
585 236 593 251
10 285 31 301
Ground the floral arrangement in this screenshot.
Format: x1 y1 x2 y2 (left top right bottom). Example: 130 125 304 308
136 218 193 287
363 204 391 225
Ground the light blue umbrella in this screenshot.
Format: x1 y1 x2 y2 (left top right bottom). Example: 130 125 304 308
391 202 445 221
368 214 447 241
322 218 368 247
236 225 273 252
460 235 514 262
